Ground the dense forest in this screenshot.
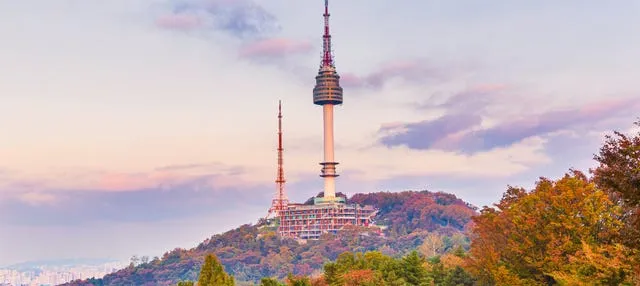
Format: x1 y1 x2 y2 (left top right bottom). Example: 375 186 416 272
65 121 640 285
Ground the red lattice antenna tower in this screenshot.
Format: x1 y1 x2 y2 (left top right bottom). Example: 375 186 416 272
321 0 334 68
267 100 289 219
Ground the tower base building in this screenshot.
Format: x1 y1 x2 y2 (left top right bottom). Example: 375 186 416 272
277 200 377 240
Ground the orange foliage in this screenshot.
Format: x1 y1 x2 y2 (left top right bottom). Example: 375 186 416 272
342 269 378 286
310 276 328 286
469 171 635 285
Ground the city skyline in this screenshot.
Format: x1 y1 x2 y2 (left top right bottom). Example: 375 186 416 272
1 0 640 266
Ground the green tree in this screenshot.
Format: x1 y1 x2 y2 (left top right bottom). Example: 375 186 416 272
323 263 340 285
427 256 446 285
198 254 235 286
383 270 407 286
402 251 431 286
286 273 311 286
443 266 475 286
260 277 284 286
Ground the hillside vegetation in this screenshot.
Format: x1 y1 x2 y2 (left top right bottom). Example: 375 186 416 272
64 191 476 285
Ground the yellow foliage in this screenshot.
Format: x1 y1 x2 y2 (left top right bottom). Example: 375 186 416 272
492 265 542 286
469 171 636 285
440 253 465 269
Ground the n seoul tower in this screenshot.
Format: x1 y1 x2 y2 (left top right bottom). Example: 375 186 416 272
313 0 343 202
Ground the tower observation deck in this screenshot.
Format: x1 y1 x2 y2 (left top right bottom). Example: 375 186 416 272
313 0 343 202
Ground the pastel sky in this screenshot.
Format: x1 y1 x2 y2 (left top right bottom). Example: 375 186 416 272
1 0 639 266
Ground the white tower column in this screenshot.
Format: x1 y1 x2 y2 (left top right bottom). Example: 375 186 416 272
323 104 336 199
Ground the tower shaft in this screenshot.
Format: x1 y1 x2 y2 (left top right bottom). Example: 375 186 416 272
321 104 337 199
323 105 335 164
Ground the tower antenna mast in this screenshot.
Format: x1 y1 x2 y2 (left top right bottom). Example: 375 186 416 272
322 0 334 68
267 100 289 219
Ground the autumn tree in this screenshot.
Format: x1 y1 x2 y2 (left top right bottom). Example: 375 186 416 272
593 120 640 252
469 171 635 285
341 269 382 286
324 251 406 285
176 281 194 286
418 232 444 258
198 254 235 286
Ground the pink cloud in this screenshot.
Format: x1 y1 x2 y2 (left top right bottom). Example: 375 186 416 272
155 13 203 31
77 164 261 192
239 38 313 59
578 97 639 116
96 173 155 191
469 83 508 93
0 163 264 200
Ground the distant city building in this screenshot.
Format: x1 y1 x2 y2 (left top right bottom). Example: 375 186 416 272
0 261 125 286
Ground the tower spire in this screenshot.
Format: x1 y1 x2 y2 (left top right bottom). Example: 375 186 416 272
267 100 289 219
321 0 334 68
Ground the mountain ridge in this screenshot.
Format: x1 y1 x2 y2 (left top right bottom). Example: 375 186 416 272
63 190 477 285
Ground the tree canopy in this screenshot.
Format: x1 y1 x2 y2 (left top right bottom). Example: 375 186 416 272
469 171 635 285
198 254 235 286
593 120 640 251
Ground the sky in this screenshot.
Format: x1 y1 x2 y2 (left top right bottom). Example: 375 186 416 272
1 0 639 266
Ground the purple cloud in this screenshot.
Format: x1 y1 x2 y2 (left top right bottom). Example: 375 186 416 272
419 84 508 113
154 0 279 38
341 59 446 89
380 113 483 150
0 175 270 226
380 95 640 154
0 161 271 227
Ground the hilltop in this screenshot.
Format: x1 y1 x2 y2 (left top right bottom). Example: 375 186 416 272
63 190 476 285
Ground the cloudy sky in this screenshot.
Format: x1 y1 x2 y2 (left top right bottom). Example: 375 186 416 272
1 0 639 266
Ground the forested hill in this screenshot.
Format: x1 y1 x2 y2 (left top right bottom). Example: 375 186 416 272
64 190 477 285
